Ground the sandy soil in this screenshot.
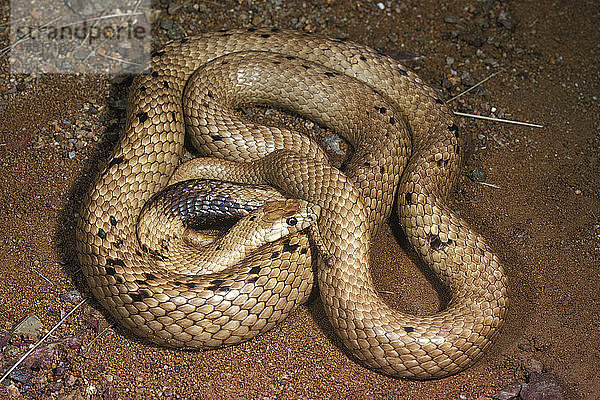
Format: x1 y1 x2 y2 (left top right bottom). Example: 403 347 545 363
0 0 598 399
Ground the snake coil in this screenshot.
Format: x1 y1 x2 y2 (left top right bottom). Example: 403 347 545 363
76 28 508 379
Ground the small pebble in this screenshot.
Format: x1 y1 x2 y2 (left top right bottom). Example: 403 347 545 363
497 10 517 31
6 384 20 398
14 315 43 340
9 368 31 384
529 358 544 373
494 382 523 400
323 134 346 156
166 29 182 40
66 374 77 387
521 372 566 400
468 167 487 182
85 384 97 395
60 289 83 304
444 15 462 24
160 19 174 31
461 71 475 86
73 50 91 60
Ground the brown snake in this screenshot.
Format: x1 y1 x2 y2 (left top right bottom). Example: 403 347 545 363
76 28 508 379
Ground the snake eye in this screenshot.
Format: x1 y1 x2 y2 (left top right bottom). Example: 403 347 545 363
286 217 298 226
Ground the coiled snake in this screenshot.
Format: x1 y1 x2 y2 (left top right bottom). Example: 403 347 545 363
76 28 508 379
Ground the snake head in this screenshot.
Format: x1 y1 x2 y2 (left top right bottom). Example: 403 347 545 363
257 199 320 242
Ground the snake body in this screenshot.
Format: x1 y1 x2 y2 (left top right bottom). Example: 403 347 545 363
76 28 508 379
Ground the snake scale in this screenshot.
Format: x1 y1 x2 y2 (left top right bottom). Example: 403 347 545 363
76 28 508 379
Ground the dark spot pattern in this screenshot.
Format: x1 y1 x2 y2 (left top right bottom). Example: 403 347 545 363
145 273 157 280
282 240 300 254
151 50 165 57
249 266 261 274
107 157 124 170
115 238 123 248
270 28 280 33
247 27 256 32
211 134 224 141
325 71 337 77
404 326 415 333
271 251 280 259
151 71 159 78
260 34 270 38
360 56 367 61
377 106 387 114
435 98 443 104
163 81 169 88
207 91 213 98
107 258 126 268
321 253 335 268
284 55 295 60
129 292 143 302
97 228 106 239
389 116 395 125
380 166 385 174
207 284 230 292
405 192 412 204
137 112 149 124
398 68 408 76
105 266 116 276
184 282 197 289
149 249 169 261
139 86 146 92
180 38 188 43
109 216 117 226
364 161 371 167
448 124 459 137
426 233 443 250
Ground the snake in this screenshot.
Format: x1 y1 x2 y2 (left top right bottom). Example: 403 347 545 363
76 28 508 379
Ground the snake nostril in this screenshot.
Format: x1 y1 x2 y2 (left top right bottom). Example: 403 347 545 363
286 217 298 226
